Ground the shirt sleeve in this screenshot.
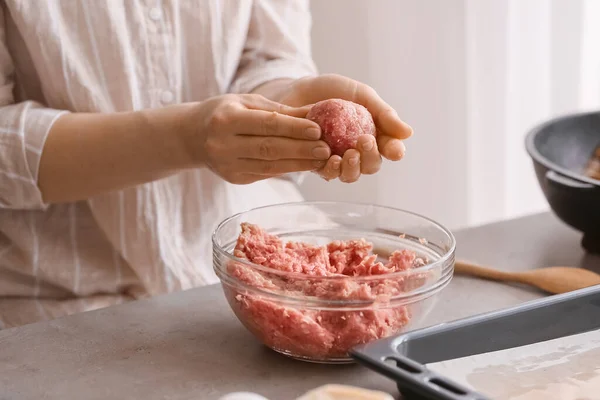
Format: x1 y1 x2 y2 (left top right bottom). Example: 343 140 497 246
228 0 318 94
0 7 68 210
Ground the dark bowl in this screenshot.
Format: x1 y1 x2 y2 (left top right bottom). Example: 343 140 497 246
525 111 600 254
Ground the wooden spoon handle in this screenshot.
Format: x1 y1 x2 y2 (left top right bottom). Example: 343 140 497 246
454 260 528 284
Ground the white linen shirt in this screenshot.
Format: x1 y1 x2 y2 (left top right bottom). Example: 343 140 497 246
0 0 317 328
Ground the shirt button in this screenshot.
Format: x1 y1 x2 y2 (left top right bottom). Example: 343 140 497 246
149 7 162 21
160 90 174 104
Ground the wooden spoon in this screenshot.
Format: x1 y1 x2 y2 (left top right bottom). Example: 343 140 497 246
454 260 600 294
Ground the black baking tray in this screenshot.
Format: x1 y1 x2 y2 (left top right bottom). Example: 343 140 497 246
350 284 600 400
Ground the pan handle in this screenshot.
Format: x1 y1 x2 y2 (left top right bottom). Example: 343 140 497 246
545 170 595 190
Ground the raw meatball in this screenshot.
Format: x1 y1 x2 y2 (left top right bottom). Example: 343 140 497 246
306 99 376 156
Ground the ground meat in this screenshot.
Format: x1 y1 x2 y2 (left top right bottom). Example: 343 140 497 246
585 146 600 180
306 99 376 156
226 223 430 361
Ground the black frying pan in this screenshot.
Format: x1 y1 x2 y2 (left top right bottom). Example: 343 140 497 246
525 111 600 254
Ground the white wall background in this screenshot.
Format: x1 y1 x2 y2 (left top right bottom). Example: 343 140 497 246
299 0 600 230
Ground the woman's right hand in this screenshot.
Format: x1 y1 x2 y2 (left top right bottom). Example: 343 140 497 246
183 94 330 184
37 94 329 204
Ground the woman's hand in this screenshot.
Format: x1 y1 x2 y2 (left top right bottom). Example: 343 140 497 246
184 94 330 184
38 93 327 204
277 74 413 183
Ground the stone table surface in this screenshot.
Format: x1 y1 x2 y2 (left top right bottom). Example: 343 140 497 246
1 213 598 400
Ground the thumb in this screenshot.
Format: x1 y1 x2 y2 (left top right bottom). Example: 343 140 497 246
376 108 414 140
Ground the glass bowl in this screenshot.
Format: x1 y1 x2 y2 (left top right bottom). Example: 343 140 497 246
212 201 455 364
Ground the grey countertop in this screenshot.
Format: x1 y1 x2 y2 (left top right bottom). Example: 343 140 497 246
1 213 598 400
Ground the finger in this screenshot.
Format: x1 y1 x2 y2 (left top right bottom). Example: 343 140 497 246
339 149 361 183
233 136 331 161
352 83 413 140
357 135 382 175
237 159 326 175
234 108 322 140
241 94 313 118
377 135 406 161
316 156 342 181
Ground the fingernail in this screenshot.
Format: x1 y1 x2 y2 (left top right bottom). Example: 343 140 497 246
361 138 374 151
397 142 406 158
332 160 341 170
312 147 330 159
389 142 406 160
305 127 321 139
349 157 359 166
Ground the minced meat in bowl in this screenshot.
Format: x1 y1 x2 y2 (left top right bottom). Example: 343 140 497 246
212 202 455 364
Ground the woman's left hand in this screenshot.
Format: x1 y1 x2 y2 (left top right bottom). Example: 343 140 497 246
278 74 413 183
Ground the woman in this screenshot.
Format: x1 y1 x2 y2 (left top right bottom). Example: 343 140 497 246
0 0 412 328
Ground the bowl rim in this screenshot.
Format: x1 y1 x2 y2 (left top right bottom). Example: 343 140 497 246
524 110 600 187
216 260 455 308
211 201 456 284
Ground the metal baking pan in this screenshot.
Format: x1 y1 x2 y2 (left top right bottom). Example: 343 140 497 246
350 284 600 400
